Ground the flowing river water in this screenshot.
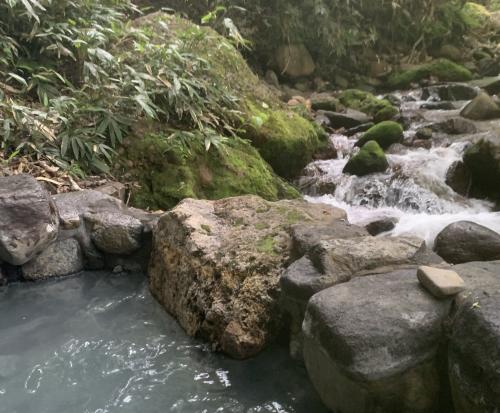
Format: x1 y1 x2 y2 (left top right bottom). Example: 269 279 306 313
300 89 500 246
0 272 327 413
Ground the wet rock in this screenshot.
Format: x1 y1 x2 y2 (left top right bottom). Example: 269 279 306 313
448 261 500 413
460 92 500 120
415 127 433 140
356 121 404 149
434 221 500 264
469 75 500 95
420 101 456 110
276 44 315 78
463 137 500 200
429 117 477 135
0 175 59 266
310 93 340 112
312 141 337 160
417 266 465 298
365 217 398 235
411 139 433 150
22 238 83 281
290 220 366 258
343 141 389 176
345 122 375 136
148 195 346 359
445 160 471 196
85 212 143 255
319 109 372 129
303 268 453 413
422 83 478 101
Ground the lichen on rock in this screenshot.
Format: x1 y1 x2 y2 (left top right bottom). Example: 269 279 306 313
148 195 346 359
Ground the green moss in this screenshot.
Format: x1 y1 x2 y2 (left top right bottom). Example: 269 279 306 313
120 129 300 210
343 141 389 176
387 59 473 89
356 121 404 149
122 13 324 180
460 2 491 29
339 89 398 123
256 235 278 255
244 101 326 178
286 210 306 224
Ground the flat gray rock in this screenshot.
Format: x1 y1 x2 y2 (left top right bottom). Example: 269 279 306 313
417 266 465 298
22 238 83 280
0 175 59 265
303 268 452 413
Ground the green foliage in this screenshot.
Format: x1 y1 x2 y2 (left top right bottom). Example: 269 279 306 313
120 128 300 210
0 2 247 174
387 59 473 89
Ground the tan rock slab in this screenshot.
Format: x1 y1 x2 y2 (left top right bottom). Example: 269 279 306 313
417 266 465 298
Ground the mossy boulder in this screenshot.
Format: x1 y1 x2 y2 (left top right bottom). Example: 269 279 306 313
339 89 398 123
387 59 473 89
244 102 327 178
119 129 300 210
461 2 492 29
356 121 404 149
125 12 325 179
343 141 389 176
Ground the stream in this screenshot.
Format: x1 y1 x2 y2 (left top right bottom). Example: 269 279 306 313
300 88 500 245
0 272 327 413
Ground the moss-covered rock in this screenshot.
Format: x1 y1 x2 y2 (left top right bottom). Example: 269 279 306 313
387 59 473 89
244 102 327 178
339 89 398 123
461 2 491 29
126 12 325 179
343 141 389 176
356 121 404 149
119 129 300 210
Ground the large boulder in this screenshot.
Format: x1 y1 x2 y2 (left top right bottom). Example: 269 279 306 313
463 137 500 201
460 92 500 120
276 44 315 78
356 121 404 149
281 235 441 360
421 83 478 101
434 221 500 264
343 141 389 176
22 238 83 281
0 175 59 265
148 195 346 359
303 268 453 413
448 261 500 412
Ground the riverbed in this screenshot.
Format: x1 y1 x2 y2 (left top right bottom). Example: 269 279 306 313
0 272 327 413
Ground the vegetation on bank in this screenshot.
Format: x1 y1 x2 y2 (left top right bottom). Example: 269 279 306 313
0 0 323 208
